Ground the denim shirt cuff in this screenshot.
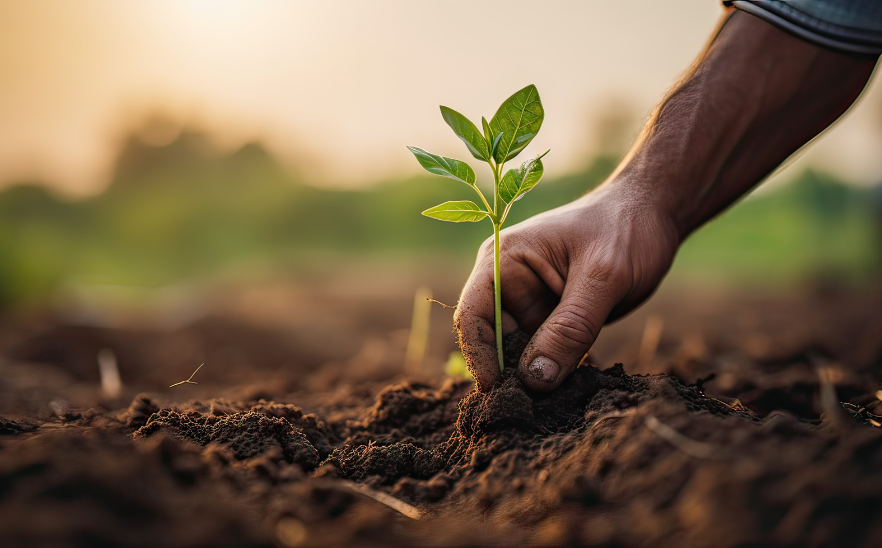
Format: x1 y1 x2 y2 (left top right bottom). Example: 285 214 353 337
724 0 882 54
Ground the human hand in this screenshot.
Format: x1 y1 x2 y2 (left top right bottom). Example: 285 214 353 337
454 8 878 394
454 180 679 392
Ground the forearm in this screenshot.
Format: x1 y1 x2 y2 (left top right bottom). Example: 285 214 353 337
613 10 878 241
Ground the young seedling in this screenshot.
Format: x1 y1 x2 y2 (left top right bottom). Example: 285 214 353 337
408 84 547 372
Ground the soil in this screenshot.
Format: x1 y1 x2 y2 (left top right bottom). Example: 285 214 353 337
1 283 881 547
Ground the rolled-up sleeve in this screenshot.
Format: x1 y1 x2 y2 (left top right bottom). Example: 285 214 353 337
724 0 882 54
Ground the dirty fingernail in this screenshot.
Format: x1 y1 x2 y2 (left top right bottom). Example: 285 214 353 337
529 357 559 383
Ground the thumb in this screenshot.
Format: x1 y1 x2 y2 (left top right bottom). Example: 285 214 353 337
517 275 621 391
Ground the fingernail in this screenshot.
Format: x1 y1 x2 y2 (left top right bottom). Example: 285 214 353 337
529 357 560 383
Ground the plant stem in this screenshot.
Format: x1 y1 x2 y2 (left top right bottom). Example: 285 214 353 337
489 159 505 373
473 186 493 216
493 221 504 372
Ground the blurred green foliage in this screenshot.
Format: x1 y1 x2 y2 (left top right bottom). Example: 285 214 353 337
0 131 879 308
673 171 882 286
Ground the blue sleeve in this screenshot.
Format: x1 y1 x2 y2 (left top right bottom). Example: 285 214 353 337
724 0 882 54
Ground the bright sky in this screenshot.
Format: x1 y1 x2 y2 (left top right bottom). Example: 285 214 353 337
1 0 880 196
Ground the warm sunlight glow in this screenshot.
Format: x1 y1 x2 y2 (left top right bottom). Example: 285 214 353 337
0 0 880 195
173 0 252 25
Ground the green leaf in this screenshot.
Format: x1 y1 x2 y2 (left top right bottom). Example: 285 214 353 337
499 152 547 203
481 116 493 143
422 200 489 222
489 84 544 163
440 106 490 162
491 132 504 159
407 146 476 186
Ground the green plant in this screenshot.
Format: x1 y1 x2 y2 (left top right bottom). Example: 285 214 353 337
408 84 548 372
444 350 474 380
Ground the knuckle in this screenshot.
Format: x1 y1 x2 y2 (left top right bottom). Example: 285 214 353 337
478 237 494 257
497 230 515 249
584 252 632 292
499 232 538 265
499 227 530 249
607 262 633 290
546 304 598 349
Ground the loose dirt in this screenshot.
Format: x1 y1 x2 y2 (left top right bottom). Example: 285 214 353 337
1 286 881 547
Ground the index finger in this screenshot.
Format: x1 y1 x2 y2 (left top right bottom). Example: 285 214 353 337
454 249 501 392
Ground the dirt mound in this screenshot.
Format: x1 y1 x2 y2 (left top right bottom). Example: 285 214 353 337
135 409 322 469
0 428 272 547
0 417 37 435
124 361 766 522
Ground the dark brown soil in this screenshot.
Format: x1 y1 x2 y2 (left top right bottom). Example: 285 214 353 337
1 285 881 547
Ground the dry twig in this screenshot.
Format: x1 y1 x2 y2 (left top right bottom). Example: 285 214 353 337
341 480 423 520
645 415 716 459
808 353 852 433
637 315 664 367
169 363 204 388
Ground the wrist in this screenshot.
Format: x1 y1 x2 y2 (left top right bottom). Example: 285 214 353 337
599 170 685 252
